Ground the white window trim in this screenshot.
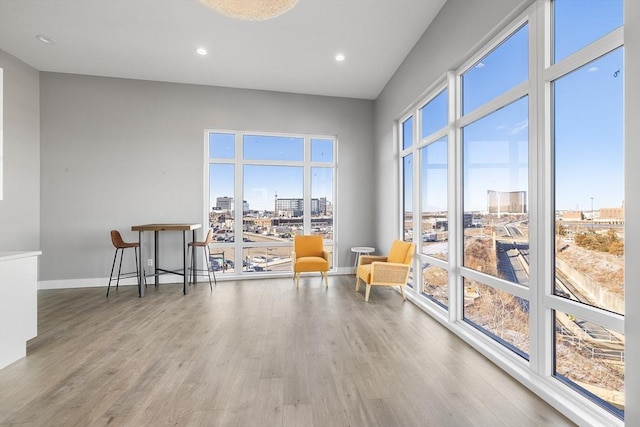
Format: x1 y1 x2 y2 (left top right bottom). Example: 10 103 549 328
396 1 630 425
204 129 337 279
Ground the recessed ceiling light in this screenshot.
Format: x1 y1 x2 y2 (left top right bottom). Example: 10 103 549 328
196 47 208 56
335 53 345 62
35 34 55 44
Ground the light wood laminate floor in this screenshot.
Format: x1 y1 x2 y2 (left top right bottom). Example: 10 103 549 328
0 276 575 426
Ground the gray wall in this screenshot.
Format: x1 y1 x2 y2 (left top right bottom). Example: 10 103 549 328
372 0 525 252
0 50 40 252
39 73 374 282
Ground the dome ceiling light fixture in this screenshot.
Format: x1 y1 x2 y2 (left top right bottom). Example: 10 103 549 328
199 0 298 21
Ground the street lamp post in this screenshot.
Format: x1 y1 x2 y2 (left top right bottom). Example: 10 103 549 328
590 197 594 230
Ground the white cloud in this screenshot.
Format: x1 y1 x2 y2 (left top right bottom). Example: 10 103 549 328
510 119 528 135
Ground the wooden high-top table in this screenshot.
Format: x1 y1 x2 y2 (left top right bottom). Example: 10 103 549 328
131 223 201 297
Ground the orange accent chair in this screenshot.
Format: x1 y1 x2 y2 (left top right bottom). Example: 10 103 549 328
292 235 330 288
355 240 415 302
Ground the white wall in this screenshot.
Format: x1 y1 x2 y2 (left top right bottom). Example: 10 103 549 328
0 50 40 252
39 73 375 282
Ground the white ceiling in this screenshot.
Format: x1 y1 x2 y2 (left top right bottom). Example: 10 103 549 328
0 0 446 100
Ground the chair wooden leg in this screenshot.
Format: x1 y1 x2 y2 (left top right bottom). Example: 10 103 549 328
400 284 406 300
295 273 300 288
365 284 371 302
323 271 328 287
355 276 360 292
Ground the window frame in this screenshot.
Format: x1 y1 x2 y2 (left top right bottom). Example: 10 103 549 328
396 1 628 424
417 84 451 307
204 129 337 278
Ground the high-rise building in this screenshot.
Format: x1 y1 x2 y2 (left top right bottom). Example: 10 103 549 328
275 197 328 216
487 190 527 215
216 196 233 211
215 197 249 213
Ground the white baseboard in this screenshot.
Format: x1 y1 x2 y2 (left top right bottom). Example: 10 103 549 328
39 269 354 290
39 276 174 290
39 277 135 290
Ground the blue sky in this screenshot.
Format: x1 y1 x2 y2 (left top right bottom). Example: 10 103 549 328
211 1 624 215
554 47 623 211
418 0 624 213
209 134 334 211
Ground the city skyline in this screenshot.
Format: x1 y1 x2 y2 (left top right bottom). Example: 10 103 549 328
212 195 333 216
209 134 335 211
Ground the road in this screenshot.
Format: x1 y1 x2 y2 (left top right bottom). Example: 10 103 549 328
495 237 624 361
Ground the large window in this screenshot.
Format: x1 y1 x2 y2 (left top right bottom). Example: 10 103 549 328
401 116 414 243
417 88 449 308
551 0 624 417
461 24 528 115
460 23 530 357
420 137 448 261
398 1 627 423
462 96 529 287
310 138 334 241
553 49 624 314
402 153 413 243
207 131 336 276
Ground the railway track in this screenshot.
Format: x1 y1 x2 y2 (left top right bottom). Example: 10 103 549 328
495 235 624 362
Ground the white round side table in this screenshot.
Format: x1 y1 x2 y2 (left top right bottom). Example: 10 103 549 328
351 246 375 273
